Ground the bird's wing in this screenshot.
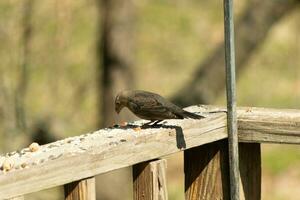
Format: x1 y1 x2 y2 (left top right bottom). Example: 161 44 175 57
131 95 168 113
127 93 182 119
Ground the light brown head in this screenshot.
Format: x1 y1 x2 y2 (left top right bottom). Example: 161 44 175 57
115 90 132 114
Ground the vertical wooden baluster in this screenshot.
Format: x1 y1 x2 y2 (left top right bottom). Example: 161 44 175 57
239 143 261 200
184 140 230 200
133 159 167 200
64 177 96 200
184 140 261 200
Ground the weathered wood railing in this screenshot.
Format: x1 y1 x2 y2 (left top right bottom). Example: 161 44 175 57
1 105 300 199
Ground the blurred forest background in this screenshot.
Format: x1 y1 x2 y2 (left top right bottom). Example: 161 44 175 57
0 0 299 199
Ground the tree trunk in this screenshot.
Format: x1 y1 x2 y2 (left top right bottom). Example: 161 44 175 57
96 0 135 128
95 1 136 200
15 0 34 133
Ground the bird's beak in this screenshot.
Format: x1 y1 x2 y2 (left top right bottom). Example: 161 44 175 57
115 105 122 114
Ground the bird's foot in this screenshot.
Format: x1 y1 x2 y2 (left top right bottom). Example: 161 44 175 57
141 120 163 128
152 120 163 126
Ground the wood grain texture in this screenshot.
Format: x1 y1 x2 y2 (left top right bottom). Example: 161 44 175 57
236 107 300 144
184 141 261 200
0 106 227 199
184 140 230 200
133 159 167 200
0 105 299 198
64 177 95 200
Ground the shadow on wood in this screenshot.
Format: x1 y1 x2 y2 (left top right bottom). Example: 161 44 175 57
113 124 186 150
184 140 261 200
184 140 230 200
239 143 261 200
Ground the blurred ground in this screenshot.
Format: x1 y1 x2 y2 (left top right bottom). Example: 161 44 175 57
0 0 299 199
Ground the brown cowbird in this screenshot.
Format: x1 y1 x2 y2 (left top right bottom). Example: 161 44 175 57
115 90 204 125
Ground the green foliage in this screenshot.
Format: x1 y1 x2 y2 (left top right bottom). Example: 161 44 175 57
262 145 300 175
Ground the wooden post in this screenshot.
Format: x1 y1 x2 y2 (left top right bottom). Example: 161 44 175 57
184 140 230 200
133 159 167 200
184 140 261 200
64 177 96 200
239 143 261 200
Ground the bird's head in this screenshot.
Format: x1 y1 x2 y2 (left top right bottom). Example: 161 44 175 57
115 91 129 114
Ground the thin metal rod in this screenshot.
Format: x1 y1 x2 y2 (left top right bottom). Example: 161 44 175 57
223 0 240 199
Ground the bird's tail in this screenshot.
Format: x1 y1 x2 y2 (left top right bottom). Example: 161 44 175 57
183 111 205 119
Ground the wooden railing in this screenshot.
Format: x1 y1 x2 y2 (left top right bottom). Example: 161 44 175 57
1 105 300 199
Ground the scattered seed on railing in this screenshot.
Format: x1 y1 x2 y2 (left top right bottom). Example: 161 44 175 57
168 131 175 137
48 144 59 148
120 122 128 126
29 142 40 152
2 159 13 172
32 162 38 166
79 147 88 151
21 163 27 169
109 141 119 146
66 139 73 143
246 108 252 112
133 127 141 132
39 159 45 164
8 151 17 156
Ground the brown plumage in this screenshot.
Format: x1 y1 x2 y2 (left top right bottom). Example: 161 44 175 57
115 90 204 125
